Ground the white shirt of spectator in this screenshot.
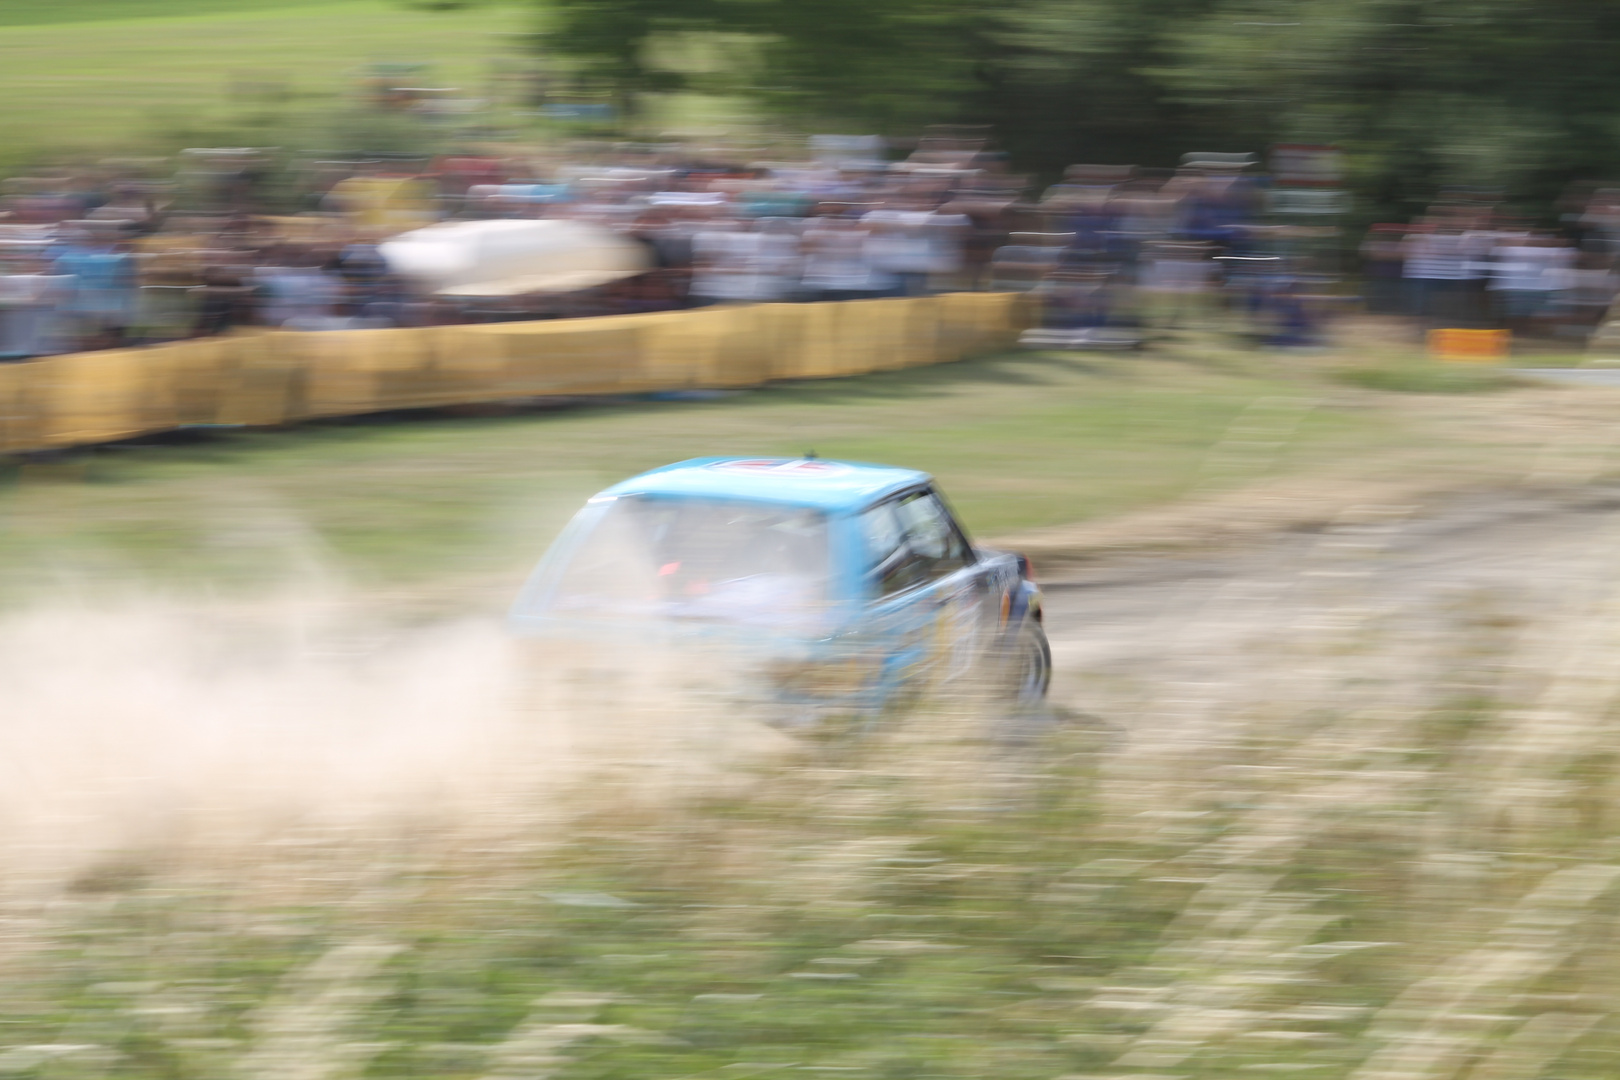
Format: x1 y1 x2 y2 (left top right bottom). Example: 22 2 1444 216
1403 232 1481 280
0 272 72 357
802 222 882 293
691 227 802 303
860 210 971 278
1490 243 1575 292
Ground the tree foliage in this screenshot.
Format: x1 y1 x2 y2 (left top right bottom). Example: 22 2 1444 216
1156 0 1620 209
535 0 1620 211
537 0 995 130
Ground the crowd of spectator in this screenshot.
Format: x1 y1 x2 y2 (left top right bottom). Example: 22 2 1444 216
1016 162 1330 347
1360 191 1620 340
0 135 1031 362
4 134 1618 363
1030 175 1620 348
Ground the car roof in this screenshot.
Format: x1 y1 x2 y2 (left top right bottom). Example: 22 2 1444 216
594 457 931 512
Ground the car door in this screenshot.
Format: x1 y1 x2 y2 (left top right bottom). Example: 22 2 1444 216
858 487 990 691
894 487 999 680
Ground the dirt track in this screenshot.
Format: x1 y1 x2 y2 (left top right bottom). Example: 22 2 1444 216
1041 484 1620 737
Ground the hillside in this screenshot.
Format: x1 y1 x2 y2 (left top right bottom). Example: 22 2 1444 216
0 0 521 173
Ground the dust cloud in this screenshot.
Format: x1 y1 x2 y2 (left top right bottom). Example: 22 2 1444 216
0 579 795 899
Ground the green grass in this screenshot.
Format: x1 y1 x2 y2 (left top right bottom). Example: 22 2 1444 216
1504 350 1599 368
0 352 1402 604
0 0 355 28
1334 352 1520 393
0 0 524 174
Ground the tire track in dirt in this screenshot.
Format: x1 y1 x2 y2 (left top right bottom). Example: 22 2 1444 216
1028 404 1620 1076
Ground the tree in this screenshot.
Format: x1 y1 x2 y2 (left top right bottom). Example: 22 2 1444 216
537 0 731 115
1158 0 1620 214
984 0 1225 175
535 0 1620 213
739 0 997 131
533 0 995 133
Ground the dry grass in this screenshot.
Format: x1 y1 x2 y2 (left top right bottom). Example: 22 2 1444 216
4 530 1620 1079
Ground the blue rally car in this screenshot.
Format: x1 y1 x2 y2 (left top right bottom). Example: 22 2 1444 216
510 457 1049 726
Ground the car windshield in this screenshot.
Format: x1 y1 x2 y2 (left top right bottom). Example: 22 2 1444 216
545 495 831 628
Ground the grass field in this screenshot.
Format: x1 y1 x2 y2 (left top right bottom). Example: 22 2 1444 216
15 7 1620 1076
5 345 1620 1079
0 0 524 174
0 348 1420 606
0 0 356 27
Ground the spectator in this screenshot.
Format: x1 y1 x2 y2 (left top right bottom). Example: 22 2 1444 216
191 264 254 338
1402 225 1472 329
862 208 934 296
282 282 391 331
0 251 72 360
253 250 342 328
1488 233 1572 332
52 228 139 350
688 220 752 307
1138 242 1217 328
801 216 887 302
1564 251 1619 335
1359 224 1405 314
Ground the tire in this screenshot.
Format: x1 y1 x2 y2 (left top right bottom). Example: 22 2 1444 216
1004 618 1052 703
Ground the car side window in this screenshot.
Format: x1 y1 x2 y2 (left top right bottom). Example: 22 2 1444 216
895 490 970 578
861 490 971 597
860 500 924 596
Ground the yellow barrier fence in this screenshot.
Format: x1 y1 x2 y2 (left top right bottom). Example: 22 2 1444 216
0 293 1036 455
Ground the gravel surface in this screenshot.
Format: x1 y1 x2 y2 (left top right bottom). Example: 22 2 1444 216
1041 484 1620 736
